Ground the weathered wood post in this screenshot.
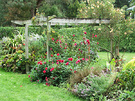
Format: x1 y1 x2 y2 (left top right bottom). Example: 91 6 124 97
25 24 29 73
46 17 51 59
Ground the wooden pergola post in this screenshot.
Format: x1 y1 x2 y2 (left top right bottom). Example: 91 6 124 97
25 24 29 73
46 17 51 59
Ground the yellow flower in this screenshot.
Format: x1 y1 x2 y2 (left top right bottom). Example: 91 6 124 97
52 31 55 33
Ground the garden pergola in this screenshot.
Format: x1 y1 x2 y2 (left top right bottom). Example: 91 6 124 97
11 17 110 73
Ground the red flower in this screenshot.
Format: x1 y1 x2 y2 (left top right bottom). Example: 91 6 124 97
70 69 72 71
79 49 80 51
97 42 99 44
38 61 42 65
91 67 94 69
20 85 22 87
45 67 48 70
51 54 53 57
66 62 69 65
52 38 54 41
44 56 46 58
57 53 60 56
28 75 30 78
52 77 55 80
68 58 73 61
73 34 75 36
64 47 67 49
37 80 39 82
84 32 87 34
87 39 90 45
44 62 46 64
50 48 52 50
50 67 54 72
74 43 77 46
76 61 79 64
95 35 97 37
46 83 49 86
23 43 25 45
61 60 64 63
74 71 77 73
43 70 46 74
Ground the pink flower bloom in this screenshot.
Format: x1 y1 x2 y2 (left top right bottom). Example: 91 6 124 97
84 32 87 34
52 62 54 64
82 58 85 60
86 59 89 61
51 54 53 57
62 36 63 38
44 56 46 58
45 67 48 70
79 49 80 51
65 43 67 45
74 43 77 46
43 70 46 74
73 34 75 36
28 75 30 78
50 48 52 50
77 60 81 62
23 43 25 45
20 85 22 87
95 35 97 37
70 69 72 71
52 38 54 41
56 62 59 64
76 61 79 64
45 77 48 81
36 68 37 70
97 42 99 44
66 62 69 65
60 45 62 48
50 67 54 72
64 47 67 49
44 62 46 64
73 40 74 41
46 83 49 86
37 80 39 82
81 42 83 44
52 77 55 80
91 67 94 69
57 53 60 56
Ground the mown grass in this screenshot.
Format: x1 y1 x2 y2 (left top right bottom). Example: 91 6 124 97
0 68 84 101
93 52 135 68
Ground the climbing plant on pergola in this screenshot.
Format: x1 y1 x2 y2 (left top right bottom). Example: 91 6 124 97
11 16 110 73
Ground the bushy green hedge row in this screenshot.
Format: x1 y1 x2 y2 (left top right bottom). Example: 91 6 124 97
0 27 44 39
0 26 135 52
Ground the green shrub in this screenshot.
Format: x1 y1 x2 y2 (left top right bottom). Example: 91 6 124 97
0 27 44 39
1 51 35 73
118 89 135 101
29 54 72 86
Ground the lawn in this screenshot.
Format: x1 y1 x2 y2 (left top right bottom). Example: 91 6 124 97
0 68 83 101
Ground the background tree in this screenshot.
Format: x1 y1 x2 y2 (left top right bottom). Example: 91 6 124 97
114 0 131 8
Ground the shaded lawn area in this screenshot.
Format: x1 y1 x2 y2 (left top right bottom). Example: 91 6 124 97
0 68 84 101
